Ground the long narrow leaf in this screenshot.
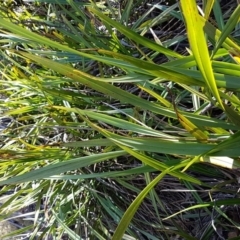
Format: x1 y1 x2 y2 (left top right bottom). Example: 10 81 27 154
0 151 125 185
180 0 222 108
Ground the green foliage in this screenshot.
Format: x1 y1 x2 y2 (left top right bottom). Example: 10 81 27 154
0 0 240 239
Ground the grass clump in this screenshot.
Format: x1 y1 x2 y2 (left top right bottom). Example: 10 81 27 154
0 0 240 239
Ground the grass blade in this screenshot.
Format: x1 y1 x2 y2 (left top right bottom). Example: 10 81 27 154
180 0 222 108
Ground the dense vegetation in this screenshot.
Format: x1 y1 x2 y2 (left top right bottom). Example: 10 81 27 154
0 0 240 239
